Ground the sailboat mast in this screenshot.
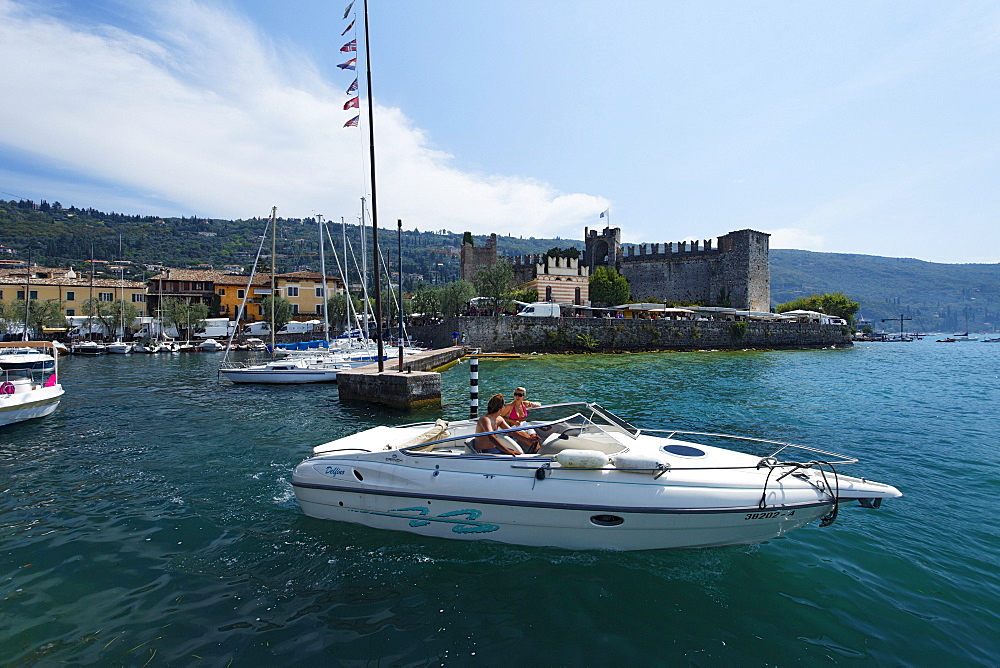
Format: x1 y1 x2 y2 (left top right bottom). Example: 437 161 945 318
269 205 277 353
318 214 330 343
362 0 385 371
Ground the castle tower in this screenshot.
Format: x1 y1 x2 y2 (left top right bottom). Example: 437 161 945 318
459 233 498 283
717 229 770 311
583 227 622 269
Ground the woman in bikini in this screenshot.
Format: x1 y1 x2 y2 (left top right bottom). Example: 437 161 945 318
475 394 540 454
502 387 541 426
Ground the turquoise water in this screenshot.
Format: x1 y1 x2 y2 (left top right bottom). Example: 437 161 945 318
1 341 997 665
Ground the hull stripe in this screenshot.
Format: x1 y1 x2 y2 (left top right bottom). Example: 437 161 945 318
291 480 832 515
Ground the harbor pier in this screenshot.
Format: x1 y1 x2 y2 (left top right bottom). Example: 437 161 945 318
336 346 465 410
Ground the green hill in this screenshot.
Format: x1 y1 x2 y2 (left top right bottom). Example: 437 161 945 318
3 198 998 332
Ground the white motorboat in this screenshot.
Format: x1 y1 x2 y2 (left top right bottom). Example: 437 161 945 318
71 341 107 355
198 338 224 352
950 332 979 341
292 403 902 551
0 341 65 428
219 356 355 384
106 341 133 354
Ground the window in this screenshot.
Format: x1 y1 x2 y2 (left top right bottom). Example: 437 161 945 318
545 286 553 301
238 289 245 299
30 290 37 300
99 292 114 302
66 308 75 316
0 290 3 299
316 303 324 314
286 286 299 297
66 291 76 301
292 304 299 314
132 293 146 303
16 290 24 300
575 287 582 305
315 286 324 297
218 288 226 296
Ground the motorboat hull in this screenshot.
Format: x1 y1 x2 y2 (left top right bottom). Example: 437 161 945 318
294 480 833 551
220 368 341 384
0 389 63 427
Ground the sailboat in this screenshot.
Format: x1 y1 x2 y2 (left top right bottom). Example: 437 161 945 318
220 209 352 384
107 241 133 353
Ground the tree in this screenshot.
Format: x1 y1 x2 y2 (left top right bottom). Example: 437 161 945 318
260 295 294 333
589 266 630 306
327 293 363 329
410 288 441 317
27 300 68 335
108 300 139 339
438 280 476 317
508 288 538 304
161 297 209 339
475 259 515 316
462 231 474 246
82 297 116 338
776 292 861 324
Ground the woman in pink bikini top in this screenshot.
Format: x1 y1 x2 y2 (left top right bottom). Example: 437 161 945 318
502 386 540 426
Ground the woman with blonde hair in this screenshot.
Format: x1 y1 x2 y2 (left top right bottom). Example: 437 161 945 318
474 394 541 455
501 387 541 427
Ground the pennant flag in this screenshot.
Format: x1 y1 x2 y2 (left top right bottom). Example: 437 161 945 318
337 58 356 70
344 115 359 127
340 39 357 52
341 19 355 36
344 96 359 110
343 1 354 19
347 78 358 94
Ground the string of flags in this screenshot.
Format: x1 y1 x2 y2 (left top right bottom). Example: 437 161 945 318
339 2 360 128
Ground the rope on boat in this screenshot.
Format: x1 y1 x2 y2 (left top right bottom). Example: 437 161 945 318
754 457 841 526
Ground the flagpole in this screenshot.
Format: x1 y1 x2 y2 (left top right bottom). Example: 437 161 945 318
362 0 384 371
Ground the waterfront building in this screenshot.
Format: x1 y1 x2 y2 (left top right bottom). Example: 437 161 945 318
0 265 147 319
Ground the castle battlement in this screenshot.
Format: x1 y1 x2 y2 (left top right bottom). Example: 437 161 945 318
622 239 718 260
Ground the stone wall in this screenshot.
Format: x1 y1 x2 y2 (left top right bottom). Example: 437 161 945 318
409 317 851 353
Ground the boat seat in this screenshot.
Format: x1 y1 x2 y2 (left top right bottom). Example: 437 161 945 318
538 434 623 456
463 434 525 455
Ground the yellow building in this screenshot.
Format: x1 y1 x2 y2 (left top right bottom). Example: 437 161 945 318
275 271 344 319
0 265 148 317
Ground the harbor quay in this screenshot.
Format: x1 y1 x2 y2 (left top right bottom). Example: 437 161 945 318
410 316 852 353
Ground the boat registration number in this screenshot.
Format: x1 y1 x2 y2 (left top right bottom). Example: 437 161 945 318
744 510 794 520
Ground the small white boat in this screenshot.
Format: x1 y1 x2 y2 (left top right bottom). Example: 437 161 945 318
951 332 979 341
198 338 224 352
0 346 56 371
0 341 64 428
71 341 107 355
292 403 902 551
220 356 354 384
106 341 133 354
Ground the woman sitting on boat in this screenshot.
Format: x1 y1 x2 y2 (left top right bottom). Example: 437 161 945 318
475 394 540 455
501 386 541 426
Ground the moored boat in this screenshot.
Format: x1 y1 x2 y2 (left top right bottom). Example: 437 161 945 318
0 341 65 428
292 402 902 551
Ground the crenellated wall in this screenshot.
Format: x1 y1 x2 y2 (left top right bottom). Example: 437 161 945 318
410 317 851 352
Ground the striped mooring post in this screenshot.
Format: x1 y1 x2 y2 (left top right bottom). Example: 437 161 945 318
469 356 479 418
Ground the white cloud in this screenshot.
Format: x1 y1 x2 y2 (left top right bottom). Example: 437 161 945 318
766 227 825 251
0 0 606 233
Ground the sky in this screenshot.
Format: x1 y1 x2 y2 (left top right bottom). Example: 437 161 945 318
1 0 998 264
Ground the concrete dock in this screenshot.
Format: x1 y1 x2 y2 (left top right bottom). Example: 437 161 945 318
336 346 465 410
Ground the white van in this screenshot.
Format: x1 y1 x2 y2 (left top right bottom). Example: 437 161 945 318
194 318 236 339
516 302 560 318
242 321 271 335
277 320 317 335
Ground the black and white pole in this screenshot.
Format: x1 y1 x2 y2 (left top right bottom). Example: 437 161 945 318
469 356 479 418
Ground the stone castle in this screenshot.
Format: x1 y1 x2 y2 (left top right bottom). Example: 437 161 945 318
461 227 770 311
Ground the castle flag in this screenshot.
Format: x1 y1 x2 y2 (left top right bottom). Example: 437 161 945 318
599 209 609 219
344 115 359 127
337 58 356 70
344 96 359 110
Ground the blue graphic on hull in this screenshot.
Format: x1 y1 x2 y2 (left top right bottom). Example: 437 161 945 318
351 506 500 534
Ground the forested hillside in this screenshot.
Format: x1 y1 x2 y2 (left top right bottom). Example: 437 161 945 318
3 199 998 332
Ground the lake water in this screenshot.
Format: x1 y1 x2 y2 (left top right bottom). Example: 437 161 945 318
1 340 997 665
